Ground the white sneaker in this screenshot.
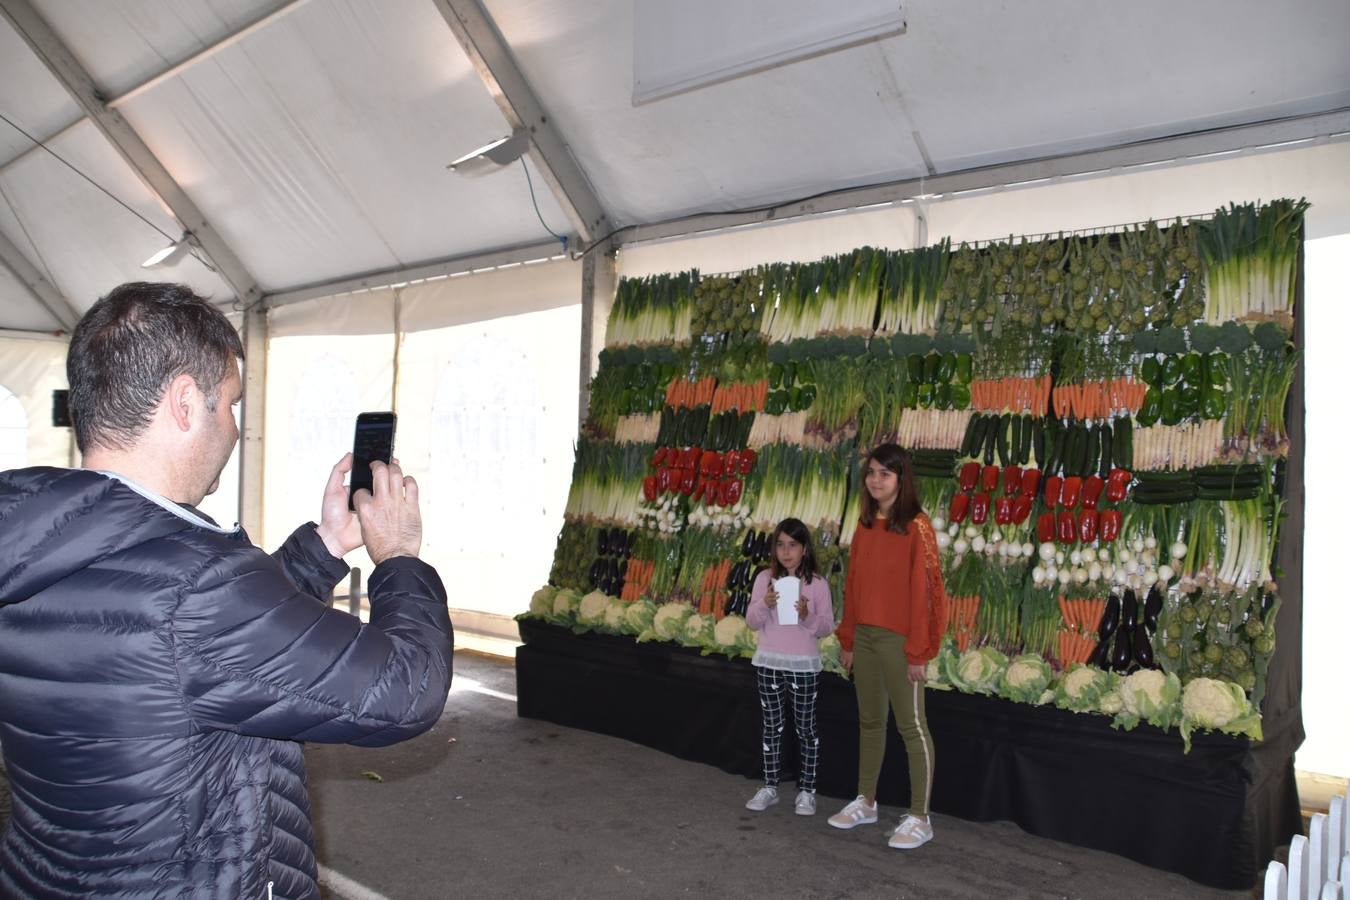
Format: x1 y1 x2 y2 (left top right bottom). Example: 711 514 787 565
745 786 779 811
827 795 878 829
888 815 934 849
794 791 817 816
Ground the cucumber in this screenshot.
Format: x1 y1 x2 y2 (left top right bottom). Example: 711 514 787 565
1097 423 1112 478
983 418 998 465
1113 416 1133 469
996 414 1011 466
1010 415 1023 467
1032 421 1045 469
960 415 983 457
1019 415 1033 465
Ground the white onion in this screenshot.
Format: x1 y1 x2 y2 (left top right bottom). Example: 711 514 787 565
989 529 1003 544
1102 563 1116 580
1170 542 1188 560
1079 547 1097 563
998 541 1011 558
1131 539 1145 553
932 516 947 532
971 536 986 553
1157 564 1175 583
1073 567 1089 585
1038 542 1057 561
1125 560 1140 575
1022 542 1034 558
1141 550 1157 567
1032 567 1046 585
1128 573 1143 591
965 526 980 539
1070 549 1083 566
1144 535 1158 550
1055 550 1066 566
948 524 959 537
1143 569 1159 586
1088 562 1103 582
1117 549 1133 563
1057 568 1072 585
935 531 952 550
953 538 969 555
1113 568 1128 585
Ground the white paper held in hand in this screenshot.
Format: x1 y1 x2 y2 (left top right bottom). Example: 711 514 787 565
774 576 801 625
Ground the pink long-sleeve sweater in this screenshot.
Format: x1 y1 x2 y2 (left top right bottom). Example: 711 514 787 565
745 567 835 672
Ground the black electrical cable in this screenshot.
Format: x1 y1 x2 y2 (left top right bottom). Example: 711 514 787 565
0 110 180 244
521 157 568 254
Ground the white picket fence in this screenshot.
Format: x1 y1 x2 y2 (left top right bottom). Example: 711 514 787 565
1266 793 1350 900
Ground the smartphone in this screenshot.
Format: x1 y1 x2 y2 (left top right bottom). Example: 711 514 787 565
348 411 397 510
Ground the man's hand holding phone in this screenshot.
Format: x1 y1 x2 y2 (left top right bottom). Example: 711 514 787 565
351 459 422 563
316 453 363 558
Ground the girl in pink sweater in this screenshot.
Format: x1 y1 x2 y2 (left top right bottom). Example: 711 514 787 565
743 517 836 816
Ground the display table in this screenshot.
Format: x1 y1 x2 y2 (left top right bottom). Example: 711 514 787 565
516 619 1301 890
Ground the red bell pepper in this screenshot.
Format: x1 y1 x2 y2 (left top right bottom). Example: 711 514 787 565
724 450 741 474
994 496 1014 526
971 492 991 525
715 479 731 507
1012 494 1034 525
1004 465 1023 496
981 465 1001 493
1036 512 1056 543
725 478 743 506
1078 509 1099 543
692 477 706 502
1105 468 1132 503
652 447 668 468
642 476 659 502
1021 468 1042 498
1060 476 1083 509
1081 475 1106 510
701 451 723 478
656 466 673 494
958 462 981 492
1057 510 1077 544
685 447 703 471
678 469 696 495
1043 475 1063 508
1099 509 1122 543
738 448 757 475
949 493 971 524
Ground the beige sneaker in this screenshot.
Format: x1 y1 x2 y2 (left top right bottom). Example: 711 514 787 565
888 814 934 849
745 786 779 811
794 791 817 816
827 795 877 829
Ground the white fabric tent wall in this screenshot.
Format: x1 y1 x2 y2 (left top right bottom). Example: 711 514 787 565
260 258 580 619
0 335 69 469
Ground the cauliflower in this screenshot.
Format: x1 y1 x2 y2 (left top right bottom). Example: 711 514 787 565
548 588 582 625
1035 689 1055 706
997 654 1053 704
1054 664 1116 714
621 598 657 636
640 601 694 643
576 590 610 627
818 634 846 676
602 599 627 633
1098 690 1124 715
527 585 557 618
1178 677 1262 752
680 613 715 648
1114 669 1182 731
942 646 1008 695
714 614 747 649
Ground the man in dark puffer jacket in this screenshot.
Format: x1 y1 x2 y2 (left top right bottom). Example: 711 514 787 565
0 282 453 898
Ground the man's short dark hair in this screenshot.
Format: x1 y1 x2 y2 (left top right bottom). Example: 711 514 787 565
67 282 245 453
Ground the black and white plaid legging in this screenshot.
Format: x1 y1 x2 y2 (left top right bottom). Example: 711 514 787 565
756 667 820 792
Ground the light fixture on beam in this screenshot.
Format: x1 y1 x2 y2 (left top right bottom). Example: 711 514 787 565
141 233 191 268
447 130 530 178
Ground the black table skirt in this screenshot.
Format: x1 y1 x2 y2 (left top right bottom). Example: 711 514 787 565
515 620 1301 890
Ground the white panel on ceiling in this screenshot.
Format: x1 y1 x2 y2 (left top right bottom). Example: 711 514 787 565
0 263 65 332
0 15 83 164
0 119 232 312
632 0 905 106
113 0 574 291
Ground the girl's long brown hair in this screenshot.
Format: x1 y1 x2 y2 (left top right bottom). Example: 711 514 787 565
859 443 923 534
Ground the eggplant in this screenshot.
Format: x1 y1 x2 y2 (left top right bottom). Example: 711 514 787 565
1132 624 1155 669
1143 585 1164 633
741 530 756 557
753 531 769 560
616 557 628 580
1111 627 1133 672
726 561 742 590
1121 589 1138 632
588 558 606 587
597 528 611 556
1098 594 1121 640
1088 636 1112 669
1261 590 1277 616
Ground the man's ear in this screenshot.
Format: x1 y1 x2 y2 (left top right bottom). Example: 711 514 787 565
165 373 199 433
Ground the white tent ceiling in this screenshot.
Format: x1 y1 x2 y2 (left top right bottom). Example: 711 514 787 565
0 0 1348 332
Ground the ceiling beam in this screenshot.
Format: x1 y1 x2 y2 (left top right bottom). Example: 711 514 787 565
0 0 263 306
262 239 571 309
0 227 79 330
614 107 1350 248
0 0 311 176
431 0 611 243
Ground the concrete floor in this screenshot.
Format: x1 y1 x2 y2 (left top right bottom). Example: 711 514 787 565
0 650 1254 899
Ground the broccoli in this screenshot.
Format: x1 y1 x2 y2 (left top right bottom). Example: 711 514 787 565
785 339 808 363
1187 323 1221 354
1252 321 1289 353
869 337 893 359
1132 330 1159 355
766 342 788 365
932 331 954 353
952 333 977 354
1154 326 1188 356
1217 321 1254 355
842 335 868 357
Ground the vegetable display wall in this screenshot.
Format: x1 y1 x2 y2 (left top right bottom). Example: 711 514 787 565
525 199 1307 753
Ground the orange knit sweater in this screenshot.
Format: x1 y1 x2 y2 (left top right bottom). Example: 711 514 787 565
836 513 948 664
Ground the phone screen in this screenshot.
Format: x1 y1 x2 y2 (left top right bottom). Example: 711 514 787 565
349 412 397 510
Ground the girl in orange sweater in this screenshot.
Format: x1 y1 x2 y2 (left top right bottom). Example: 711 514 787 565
827 443 947 850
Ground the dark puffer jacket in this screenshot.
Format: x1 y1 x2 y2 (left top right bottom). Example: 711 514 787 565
0 467 453 899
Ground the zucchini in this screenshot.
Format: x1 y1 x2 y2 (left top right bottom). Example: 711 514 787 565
983 418 998 465
1112 416 1133 469
1032 420 1045 469
1009 415 1023 467
960 415 982 457
1097 423 1112 478
996 413 1012 466
1018 415 1033 465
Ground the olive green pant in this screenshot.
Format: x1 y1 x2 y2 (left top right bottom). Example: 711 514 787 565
852 624 934 815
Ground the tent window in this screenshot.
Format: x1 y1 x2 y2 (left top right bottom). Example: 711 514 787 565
0 385 27 471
